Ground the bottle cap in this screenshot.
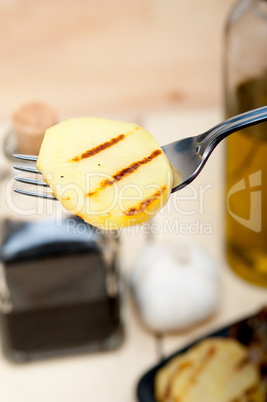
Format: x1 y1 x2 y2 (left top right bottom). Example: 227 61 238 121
12 102 57 155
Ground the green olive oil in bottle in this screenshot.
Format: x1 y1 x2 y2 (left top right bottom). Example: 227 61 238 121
224 0 267 287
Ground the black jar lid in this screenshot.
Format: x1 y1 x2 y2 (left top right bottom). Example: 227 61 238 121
0 217 102 264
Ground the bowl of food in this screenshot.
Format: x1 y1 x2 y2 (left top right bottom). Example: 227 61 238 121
137 308 267 402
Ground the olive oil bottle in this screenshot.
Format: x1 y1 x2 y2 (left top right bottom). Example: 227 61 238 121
224 0 267 287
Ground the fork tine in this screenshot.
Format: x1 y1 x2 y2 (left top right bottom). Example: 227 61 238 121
14 177 49 187
13 154 56 199
14 188 57 200
13 165 41 174
13 154 38 161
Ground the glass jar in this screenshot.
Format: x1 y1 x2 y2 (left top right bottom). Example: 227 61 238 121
224 0 267 286
0 119 123 362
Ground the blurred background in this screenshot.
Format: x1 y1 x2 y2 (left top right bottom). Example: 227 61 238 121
0 0 235 120
0 1 266 402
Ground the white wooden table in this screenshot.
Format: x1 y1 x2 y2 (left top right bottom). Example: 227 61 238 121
0 109 266 402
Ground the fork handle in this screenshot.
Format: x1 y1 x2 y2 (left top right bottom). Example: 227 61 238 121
197 106 267 159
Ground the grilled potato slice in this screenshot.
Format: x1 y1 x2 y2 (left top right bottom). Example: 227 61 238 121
155 338 264 402
37 117 174 229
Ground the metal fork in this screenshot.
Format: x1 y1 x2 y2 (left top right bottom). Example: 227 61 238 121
13 106 267 197
13 155 57 200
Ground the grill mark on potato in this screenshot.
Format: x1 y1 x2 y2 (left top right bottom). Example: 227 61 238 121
235 356 250 371
167 346 216 400
230 384 259 402
123 185 166 216
244 385 259 397
87 149 162 196
188 346 216 385
163 361 193 400
163 381 173 401
70 134 125 162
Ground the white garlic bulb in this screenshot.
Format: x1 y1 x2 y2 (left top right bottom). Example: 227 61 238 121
130 241 220 332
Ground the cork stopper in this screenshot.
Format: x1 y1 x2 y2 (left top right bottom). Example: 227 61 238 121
12 102 57 155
